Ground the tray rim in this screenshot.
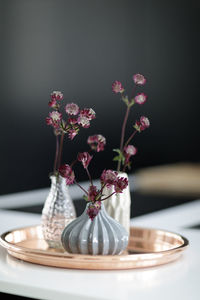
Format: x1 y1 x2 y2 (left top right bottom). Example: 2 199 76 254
0 225 189 255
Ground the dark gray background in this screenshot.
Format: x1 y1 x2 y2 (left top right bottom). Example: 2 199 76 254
0 0 199 195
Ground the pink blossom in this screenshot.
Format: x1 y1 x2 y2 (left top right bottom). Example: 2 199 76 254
134 116 150 132
88 185 99 202
112 81 124 94
49 111 62 122
68 118 77 125
79 108 96 120
100 169 118 188
124 145 137 165
114 177 128 193
46 117 53 126
59 164 75 185
48 98 57 108
134 93 147 105
65 103 79 116
87 134 106 152
77 115 90 128
77 152 93 168
140 116 150 130
133 74 146 85
87 201 101 221
124 145 137 156
68 129 78 140
51 91 63 101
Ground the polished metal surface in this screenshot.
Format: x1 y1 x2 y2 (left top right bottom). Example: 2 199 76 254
0 225 189 270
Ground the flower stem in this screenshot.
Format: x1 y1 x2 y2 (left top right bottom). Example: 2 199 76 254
57 132 64 169
124 130 137 149
101 191 116 201
86 167 93 186
117 105 131 171
53 135 59 173
74 179 88 195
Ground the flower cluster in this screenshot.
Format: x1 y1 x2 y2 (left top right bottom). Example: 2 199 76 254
112 74 150 172
46 91 96 174
59 155 128 221
46 94 96 140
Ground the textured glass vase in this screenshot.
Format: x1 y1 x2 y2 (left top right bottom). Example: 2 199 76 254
103 172 131 234
41 174 76 248
61 202 128 255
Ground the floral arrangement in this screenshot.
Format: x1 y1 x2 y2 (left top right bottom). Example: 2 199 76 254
46 91 128 221
112 74 150 172
46 91 96 174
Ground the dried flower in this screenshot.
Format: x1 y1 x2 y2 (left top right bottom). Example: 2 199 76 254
65 103 79 116
112 74 150 172
114 177 128 193
59 164 75 185
68 129 78 140
133 74 146 85
51 91 63 101
87 134 106 152
112 81 124 94
77 152 93 168
134 93 147 105
79 108 96 120
88 185 99 202
87 201 101 221
46 91 96 174
100 169 118 188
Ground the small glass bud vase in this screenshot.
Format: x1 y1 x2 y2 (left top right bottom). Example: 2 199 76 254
41 174 76 249
103 172 131 234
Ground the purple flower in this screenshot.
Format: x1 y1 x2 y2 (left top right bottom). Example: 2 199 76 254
77 152 93 168
87 134 106 152
100 169 118 188
65 103 79 116
114 177 128 193
134 93 147 105
134 116 150 132
59 164 75 185
88 185 99 202
124 145 137 165
77 115 91 128
79 108 96 121
112 81 124 94
87 201 101 221
68 129 78 140
133 74 146 85
48 98 57 108
51 91 63 101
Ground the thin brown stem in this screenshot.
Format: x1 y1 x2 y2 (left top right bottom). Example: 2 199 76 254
53 135 59 173
117 105 131 171
57 132 64 169
101 191 116 201
124 130 137 149
74 179 88 195
86 167 93 186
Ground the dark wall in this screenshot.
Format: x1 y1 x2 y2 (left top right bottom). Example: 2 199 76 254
0 0 199 195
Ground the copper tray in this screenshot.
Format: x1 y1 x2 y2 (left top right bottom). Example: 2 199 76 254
0 225 189 270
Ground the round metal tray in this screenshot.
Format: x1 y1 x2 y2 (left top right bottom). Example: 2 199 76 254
0 225 189 270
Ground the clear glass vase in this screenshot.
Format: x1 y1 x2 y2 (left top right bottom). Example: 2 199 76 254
103 172 131 234
41 174 76 248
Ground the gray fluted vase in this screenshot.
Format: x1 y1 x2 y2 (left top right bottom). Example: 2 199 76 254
61 202 128 255
41 174 76 249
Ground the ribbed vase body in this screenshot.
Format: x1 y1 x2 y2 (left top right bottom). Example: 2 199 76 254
61 203 128 255
103 172 131 234
41 175 76 248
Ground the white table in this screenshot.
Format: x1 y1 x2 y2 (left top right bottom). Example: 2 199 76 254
0 191 200 300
